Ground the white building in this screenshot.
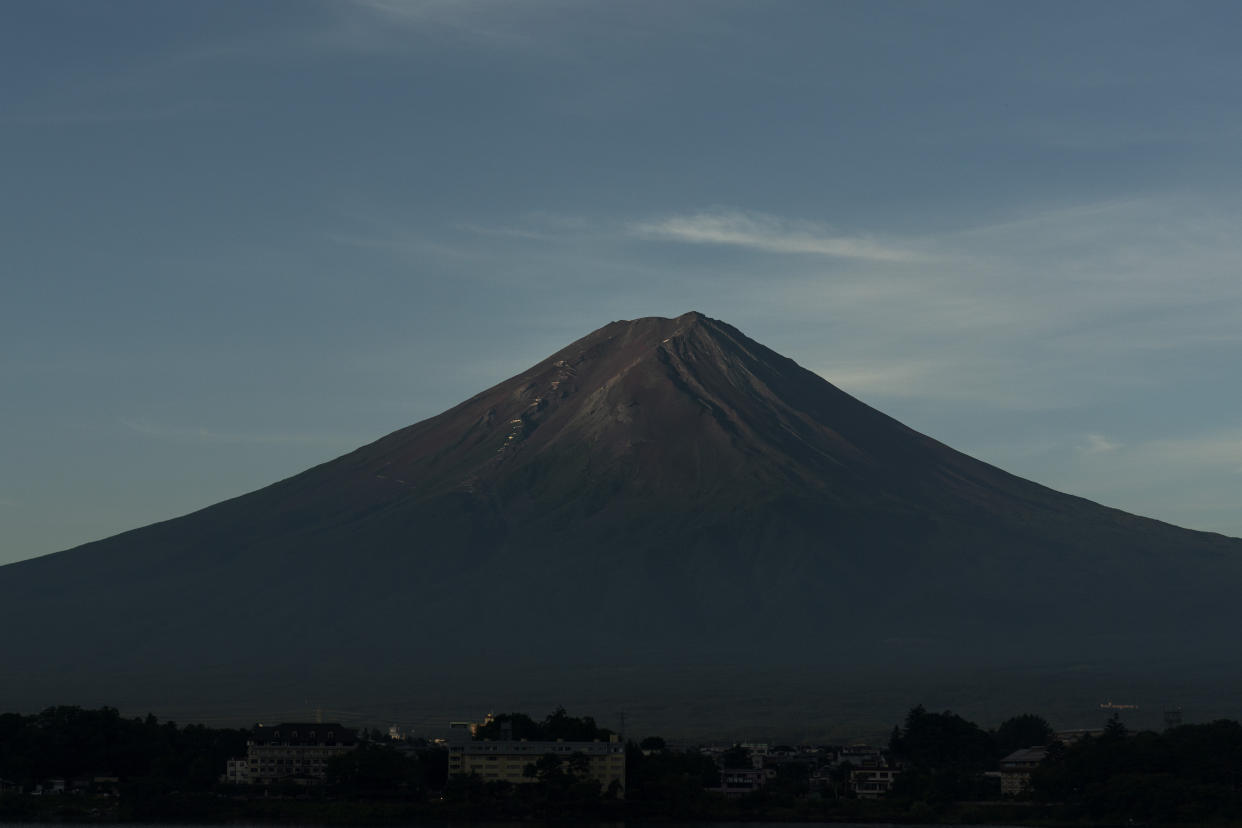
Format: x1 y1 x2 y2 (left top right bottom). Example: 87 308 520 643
223 722 358 786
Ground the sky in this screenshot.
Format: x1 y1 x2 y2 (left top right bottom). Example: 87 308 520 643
3 0 1242 565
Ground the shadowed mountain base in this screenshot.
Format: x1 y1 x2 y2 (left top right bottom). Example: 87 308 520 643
2 313 1239 737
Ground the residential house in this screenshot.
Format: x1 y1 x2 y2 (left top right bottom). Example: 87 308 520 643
999 746 1047 796
710 767 777 797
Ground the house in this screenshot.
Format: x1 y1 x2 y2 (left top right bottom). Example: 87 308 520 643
222 722 358 785
762 743 817 771
838 744 885 768
999 746 1047 796
827 744 898 798
710 767 776 797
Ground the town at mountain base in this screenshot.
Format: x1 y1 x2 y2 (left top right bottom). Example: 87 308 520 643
4 703 1242 826
2 312 1240 733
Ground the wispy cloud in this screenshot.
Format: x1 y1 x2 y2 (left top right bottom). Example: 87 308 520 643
631 209 931 263
455 223 562 243
1041 426 1242 534
326 196 1242 422
323 0 544 52
456 212 599 243
1080 433 1122 455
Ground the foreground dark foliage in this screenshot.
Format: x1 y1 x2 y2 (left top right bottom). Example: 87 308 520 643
471 706 614 742
5 703 1242 825
0 706 245 791
1034 717 1242 823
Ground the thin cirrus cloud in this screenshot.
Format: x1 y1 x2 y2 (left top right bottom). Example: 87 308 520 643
335 0 543 51
631 210 930 263
1049 427 1242 529
1080 433 1123 455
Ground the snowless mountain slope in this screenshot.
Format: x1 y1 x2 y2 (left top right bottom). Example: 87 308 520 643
2 312 1239 723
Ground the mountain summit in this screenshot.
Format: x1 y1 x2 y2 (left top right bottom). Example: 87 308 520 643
3 313 1240 730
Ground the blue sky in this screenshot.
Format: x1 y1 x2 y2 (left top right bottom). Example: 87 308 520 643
4 0 1242 564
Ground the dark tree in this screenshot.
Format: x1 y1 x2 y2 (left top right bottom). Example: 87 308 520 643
891 705 995 771
524 753 566 783
624 740 721 815
1032 719 1242 822
1101 712 1129 741
720 744 752 769
543 707 613 741
474 708 613 742
324 741 422 795
0 706 246 792
828 761 854 798
889 705 999 804
994 713 1054 756
475 712 542 740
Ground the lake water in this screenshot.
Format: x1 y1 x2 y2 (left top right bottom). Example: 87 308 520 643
0 822 1032 828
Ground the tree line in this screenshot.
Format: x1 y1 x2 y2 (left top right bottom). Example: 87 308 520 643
5 703 1242 824
0 706 246 791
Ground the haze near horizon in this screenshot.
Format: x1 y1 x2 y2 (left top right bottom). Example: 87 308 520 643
4 1 1242 564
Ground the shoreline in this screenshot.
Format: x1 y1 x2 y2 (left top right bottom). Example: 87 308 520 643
0 792 1181 827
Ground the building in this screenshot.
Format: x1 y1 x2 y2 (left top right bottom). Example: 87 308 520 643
446 724 626 797
830 745 897 798
739 742 770 766
223 722 358 785
838 744 885 768
999 746 1047 796
710 767 777 797
223 758 250 785
849 767 898 798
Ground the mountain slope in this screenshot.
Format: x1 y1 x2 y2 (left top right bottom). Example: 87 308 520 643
2 312 1239 725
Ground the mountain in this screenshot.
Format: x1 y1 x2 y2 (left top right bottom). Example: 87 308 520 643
3 311 1240 736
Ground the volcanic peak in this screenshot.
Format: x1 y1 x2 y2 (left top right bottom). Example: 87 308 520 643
3 309 1242 726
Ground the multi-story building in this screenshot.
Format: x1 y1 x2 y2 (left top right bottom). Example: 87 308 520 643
223 722 358 785
445 723 626 796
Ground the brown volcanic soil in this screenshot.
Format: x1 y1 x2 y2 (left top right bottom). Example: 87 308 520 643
2 312 1241 726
